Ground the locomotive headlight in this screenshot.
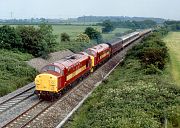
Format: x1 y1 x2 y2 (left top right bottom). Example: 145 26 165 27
35 77 40 85
36 79 39 83
50 80 56 86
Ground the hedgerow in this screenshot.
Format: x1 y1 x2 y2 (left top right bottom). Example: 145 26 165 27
126 29 169 74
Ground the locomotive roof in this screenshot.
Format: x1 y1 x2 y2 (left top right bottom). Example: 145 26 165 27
89 43 109 53
53 53 89 68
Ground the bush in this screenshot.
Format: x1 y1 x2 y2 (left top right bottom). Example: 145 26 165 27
101 20 114 33
16 26 43 56
126 29 169 74
0 25 22 50
61 32 70 42
144 64 163 74
140 47 167 69
84 27 102 43
75 33 90 42
0 49 37 96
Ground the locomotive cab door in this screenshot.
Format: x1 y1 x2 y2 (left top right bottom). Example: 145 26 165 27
58 69 65 91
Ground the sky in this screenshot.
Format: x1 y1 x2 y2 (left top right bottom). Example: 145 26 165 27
0 0 180 20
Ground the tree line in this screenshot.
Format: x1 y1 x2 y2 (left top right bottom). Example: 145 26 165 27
0 24 57 57
98 20 157 32
77 16 165 24
0 20 159 58
164 21 180 31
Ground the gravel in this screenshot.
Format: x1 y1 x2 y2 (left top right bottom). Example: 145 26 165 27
27 50 74 72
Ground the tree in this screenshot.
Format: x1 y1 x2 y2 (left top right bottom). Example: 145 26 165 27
84 27 102 43
75 33 90 42
39 23 58 53
16 24 57 57
16 26 43 56
102 20 114 33
61 32 70 41
0 25 22 50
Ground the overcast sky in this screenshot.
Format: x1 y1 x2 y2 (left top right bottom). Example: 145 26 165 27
0 0 179 20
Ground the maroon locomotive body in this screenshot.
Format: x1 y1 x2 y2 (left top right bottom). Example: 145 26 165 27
84 43 111 68
35 53 91 97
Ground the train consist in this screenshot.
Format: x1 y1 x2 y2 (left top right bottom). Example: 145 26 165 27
34 29 151 99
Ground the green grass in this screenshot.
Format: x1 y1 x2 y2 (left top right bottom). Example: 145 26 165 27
53 25 97 40
164 32 180 86
52 24 130 41
0 49 37 96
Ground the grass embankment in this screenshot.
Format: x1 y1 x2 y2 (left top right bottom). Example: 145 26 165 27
64 32 180 128
0 49 37 96
164 32 180 86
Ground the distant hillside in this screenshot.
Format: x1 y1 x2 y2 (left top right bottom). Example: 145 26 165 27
77 16 165 24
0 16 165 24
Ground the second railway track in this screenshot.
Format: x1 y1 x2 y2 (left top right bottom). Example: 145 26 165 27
0 87 35 114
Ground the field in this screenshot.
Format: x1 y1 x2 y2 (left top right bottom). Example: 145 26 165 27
52 24 130 41
164 32 180 86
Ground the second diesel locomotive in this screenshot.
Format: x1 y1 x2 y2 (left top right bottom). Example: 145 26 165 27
35 29 151 99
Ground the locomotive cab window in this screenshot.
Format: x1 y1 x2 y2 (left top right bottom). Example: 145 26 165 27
85 49 96 57
41 65 63 75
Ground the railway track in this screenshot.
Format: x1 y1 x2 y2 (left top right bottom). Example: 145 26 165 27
1 69 96 128
2 100 52 128
0 87 34 114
